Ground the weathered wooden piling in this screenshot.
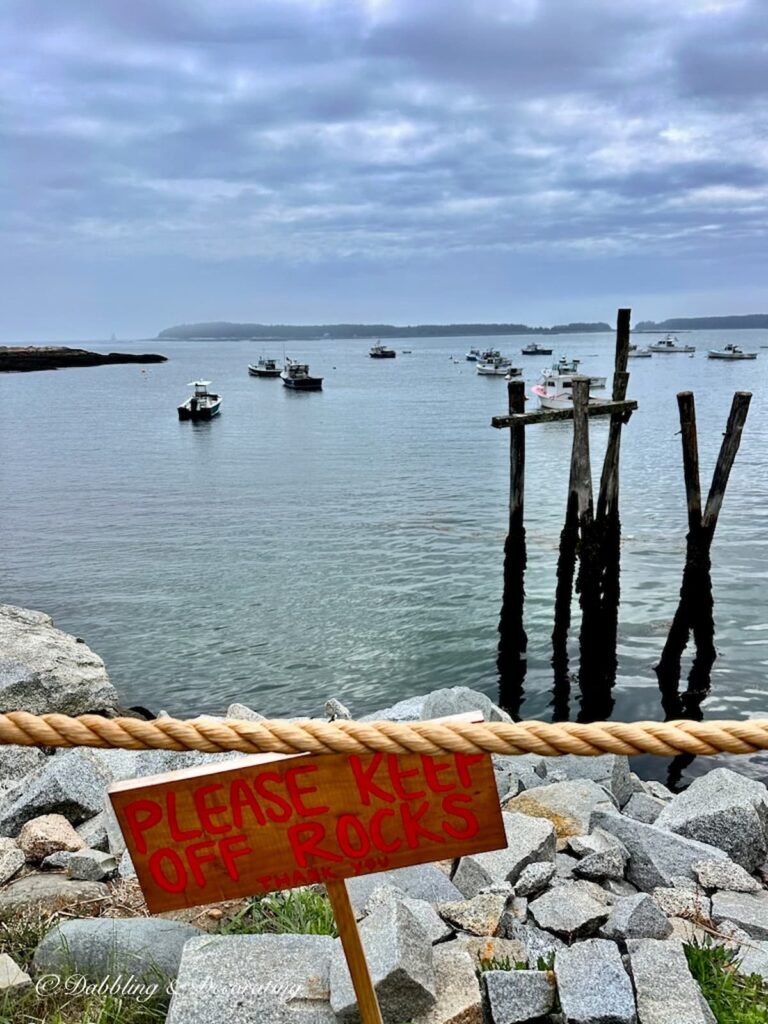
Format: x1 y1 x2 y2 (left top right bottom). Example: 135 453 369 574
656 390 752 691
497 380 528 712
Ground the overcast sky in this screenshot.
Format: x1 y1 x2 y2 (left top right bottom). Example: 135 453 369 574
2 0 767 340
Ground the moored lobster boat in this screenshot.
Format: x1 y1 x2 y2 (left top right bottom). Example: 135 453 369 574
521 342 553 355
248 357 282 377
647 333 696 353
281 359 323 390
369 343 396 358
707 344 757 361
477 355 516 376
178 381 221 420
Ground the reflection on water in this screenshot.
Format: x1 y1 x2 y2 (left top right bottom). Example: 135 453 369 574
1 330 767 785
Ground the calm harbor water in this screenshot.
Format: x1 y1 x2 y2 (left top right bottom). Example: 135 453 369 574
2 331 767 783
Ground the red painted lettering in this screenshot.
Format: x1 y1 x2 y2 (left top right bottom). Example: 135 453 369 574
284 765 329 816
336 814 371 858
441 793 479 840
369 808 403 854
219 835 252 881
253 772 293 823
349 754 395 805
167 792 203 844
454 753 486 788
387 755 427 801
287 822 343 868
193 783 231 835
122 799 163 855
148 848 187 893
421 755 455 794
400 801 445 848
230 779 266 828
185 840 217 887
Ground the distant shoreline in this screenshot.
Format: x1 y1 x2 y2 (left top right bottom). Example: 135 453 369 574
0 346 167 373
158 313 768 341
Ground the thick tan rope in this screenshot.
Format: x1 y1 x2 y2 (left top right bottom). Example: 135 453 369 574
0 712 767 758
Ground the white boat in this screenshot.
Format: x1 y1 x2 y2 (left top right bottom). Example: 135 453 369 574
178 381 221 420
465 347 482 361
647 333 696 353
531 373 609 411
628 348 652 358
281 359 323 390
707 343 757 361
248 356 282 377
542 358 607 389
477 355 513 375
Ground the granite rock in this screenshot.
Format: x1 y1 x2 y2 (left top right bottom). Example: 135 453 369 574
0 837 24 884
513 862 556 898
497 921 566 965
591 809 728 891
0 745 46 784
710 890 768 940
330 901 436 1023
455 936 529 970
362 887 453 944
652 887 711 921
0 953 31 995
601 893 673 941
67 847 118 882
693 859 762 894
541 754 633 807
412 945 482 1024
483 968 556 1023
438 893 506 936
0 604 118 715
529 882 609 940
227 702 267 721
574 847 627 882
0 751 114 835
655 768 768 872
0 873 109 914
34 918 201 984
555 939 637 1024
505 780 616 839
627 938 715 1023
76 812 110 853
17 814 85 862
622 793 666 825
453 812 555 898
345 864 463 914
645 781 674 802
167 933 337 1024
41 850 76 870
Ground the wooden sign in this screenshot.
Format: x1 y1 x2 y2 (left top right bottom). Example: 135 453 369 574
108 720 506 914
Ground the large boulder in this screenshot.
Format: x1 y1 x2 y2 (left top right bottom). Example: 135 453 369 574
33 918 200 985
655 768 768 872
0 873 109 915
344 864 463 915
591 809 728 891
167 934 337 1024
0 749 114 835
0 604 118 715
504 780 616 838
0 746 46 785
555 939 636 1024
529 881 609 940
541 754 633 807
710 891 768 940
453 812 555 898
627 938 715 1023
413 944 482 1024
330 901 436 1023
361 687 509 723
17 814 85 862
483 969 556 1023
601 893 673 941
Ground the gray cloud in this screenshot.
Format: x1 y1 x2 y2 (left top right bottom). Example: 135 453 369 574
1 0 767 335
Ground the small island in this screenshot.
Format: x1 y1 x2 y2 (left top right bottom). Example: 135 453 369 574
0 346 168 373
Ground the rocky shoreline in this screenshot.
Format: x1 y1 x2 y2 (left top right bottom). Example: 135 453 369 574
0 346 167 372
1 602 768 1022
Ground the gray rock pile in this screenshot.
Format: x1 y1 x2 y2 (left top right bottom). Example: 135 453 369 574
1 609 768 1021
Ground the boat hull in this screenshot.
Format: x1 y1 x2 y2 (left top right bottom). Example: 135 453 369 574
648 346 696 353
707 351 757 360
178 399 221 420
281 376 323 390
369 352 396 358
531 385 608 410
249 365 282 377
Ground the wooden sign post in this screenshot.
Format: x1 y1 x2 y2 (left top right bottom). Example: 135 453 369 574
108 714 507 1023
